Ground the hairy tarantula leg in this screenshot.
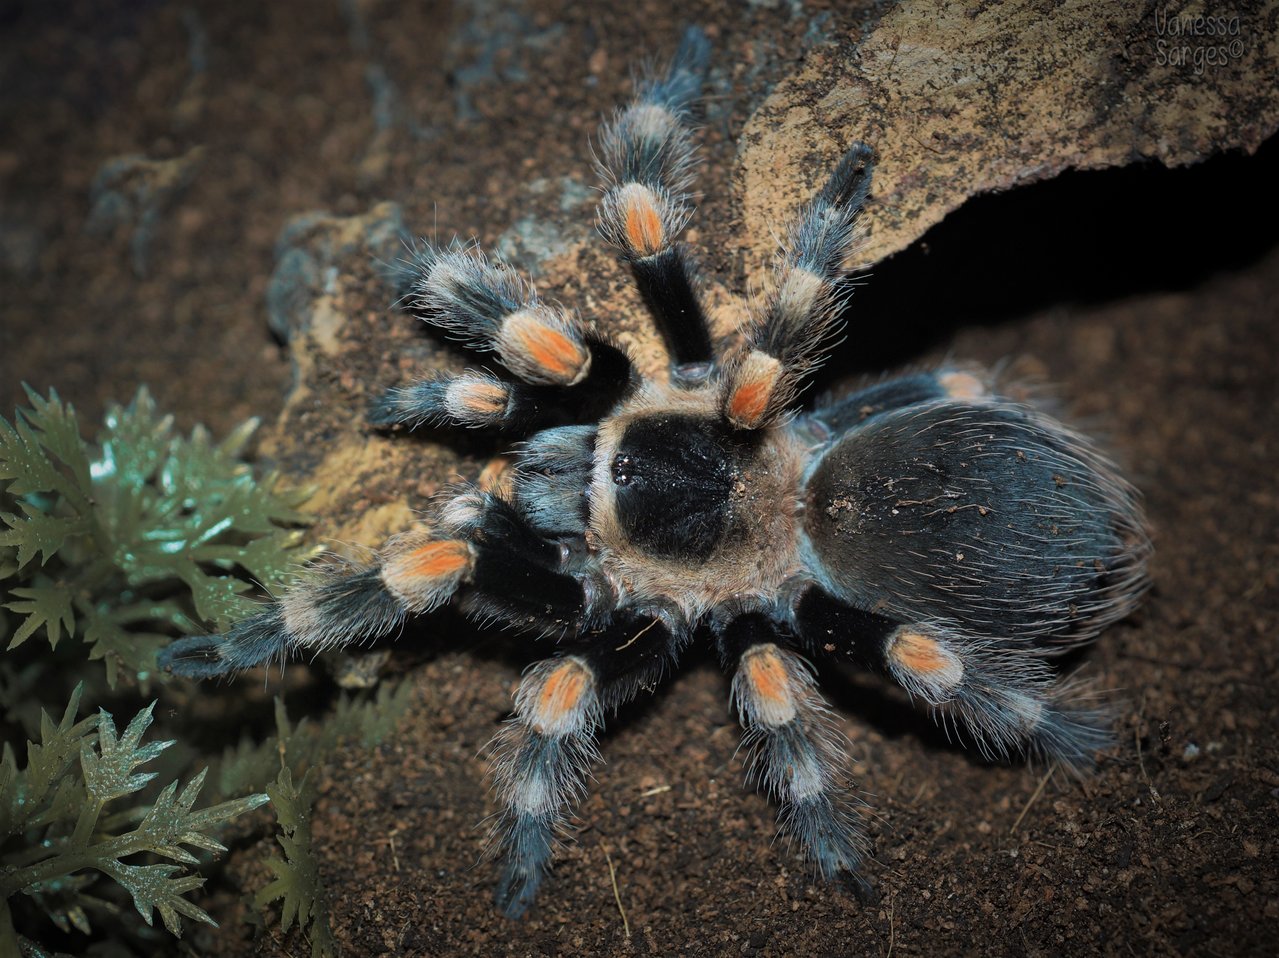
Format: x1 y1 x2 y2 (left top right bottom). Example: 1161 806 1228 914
808 366 992 435
370 342 635 433
392 241 591 385
376 242 636 431
722 143 875 429
158 556 426 678
158 490 600 679
489 614 679 918
509 425 596 537
448 492 601 629
792 588 1112 770
370 369 522 430
717 612 869 880
159 530 481 678
160 486 570 678
489 656 601 919
596 26 714 373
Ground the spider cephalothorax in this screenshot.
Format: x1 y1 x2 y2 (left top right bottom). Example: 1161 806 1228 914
161 28 1151 918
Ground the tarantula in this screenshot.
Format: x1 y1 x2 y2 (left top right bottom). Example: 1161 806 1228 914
161 28 1151 917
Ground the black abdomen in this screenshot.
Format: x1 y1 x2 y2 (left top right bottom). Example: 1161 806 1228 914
803 401 1150 644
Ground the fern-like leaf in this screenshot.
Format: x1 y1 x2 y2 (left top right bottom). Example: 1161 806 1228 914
1 693 268 944
18 387 93 497
4 587 76 651
1 684 97 838
0 502 87 569
213 682 415 799
255 768 337 958
138 767 270 864
80 703 172 805
0 389 91 504
101 860 212 936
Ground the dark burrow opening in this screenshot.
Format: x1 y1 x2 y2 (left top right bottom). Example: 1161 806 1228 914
815 131 1279 387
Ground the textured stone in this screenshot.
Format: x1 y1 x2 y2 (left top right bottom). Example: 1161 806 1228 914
739 1 1277 270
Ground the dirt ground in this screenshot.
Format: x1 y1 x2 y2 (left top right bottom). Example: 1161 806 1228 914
2 1 1276 956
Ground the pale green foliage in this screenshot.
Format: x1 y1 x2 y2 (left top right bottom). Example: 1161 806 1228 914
212 682 416 800
0 686 268 952
255 768 338 958
0 386 312 685
0 386 418 953
207 689 413 956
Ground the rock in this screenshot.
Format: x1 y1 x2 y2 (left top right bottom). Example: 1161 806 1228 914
740 0 1277 271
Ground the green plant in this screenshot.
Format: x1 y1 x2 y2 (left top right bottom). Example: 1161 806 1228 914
1 386 415 955
256 768 336 958
0 386 311 685
212 687 416 958
0 686 268 954
211 683 416 802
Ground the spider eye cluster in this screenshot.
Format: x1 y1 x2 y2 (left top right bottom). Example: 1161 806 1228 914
611 454 636 486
